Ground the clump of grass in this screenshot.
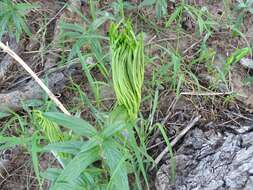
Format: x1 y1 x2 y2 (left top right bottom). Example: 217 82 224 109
0 0 37 41
233 0 253 31
166 2 217 36
139 0 168 18
58 4 114 105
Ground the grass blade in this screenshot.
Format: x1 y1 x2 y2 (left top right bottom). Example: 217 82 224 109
44 112 97 137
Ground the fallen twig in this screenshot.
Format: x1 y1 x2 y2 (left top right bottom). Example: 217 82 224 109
154 115 201 166
0 42 70 116
180 91 233 96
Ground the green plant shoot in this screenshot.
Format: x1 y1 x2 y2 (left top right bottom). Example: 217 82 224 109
109 21 145 120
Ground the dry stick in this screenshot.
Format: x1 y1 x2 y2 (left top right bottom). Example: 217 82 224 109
180 91 233 96
154 115 201 166
0 42 70 116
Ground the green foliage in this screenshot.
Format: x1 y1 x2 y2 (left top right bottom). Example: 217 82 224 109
109 21 145 120
44 112 97 137
155 45 187 96
155 0 168 18
36 19 149 190
59 7 111 77
170 53 184 96
236 0 253 13
0 0 37 41
103 140 129 190
2 1 253 189
0 17 149 190
42 111 130 190
33 110 65 143
60 20 107 64
58 5 114 105
166 3 216 36
208 47 252 91
226 47 251 65
230 0 253 34
140 0 168 18
78 52 101 105
155 123 176 181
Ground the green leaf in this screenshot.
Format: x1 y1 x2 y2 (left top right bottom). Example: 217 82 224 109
176 74 184 97
42 168 61 182
43 141 84 155
52 147 100 190
0 0 37 41
31 135 43 189
155 0 168 18
106 106 128 125
44 138 99 156
139 0 156 7
89 16 110 31
101 122 127 138
227 47 251 65
78 52 101 105
102 106 129 137
72 83 105 123
44 112 97 137
103 140 129 190
60 21 84 33
0 136 32 150
42 169 97 190
52 182 75 190
128 129 149 188
156 123 176 182
109 21 145 120
166 5 183 27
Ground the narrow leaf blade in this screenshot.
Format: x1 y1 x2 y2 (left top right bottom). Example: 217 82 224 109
44 112 97 137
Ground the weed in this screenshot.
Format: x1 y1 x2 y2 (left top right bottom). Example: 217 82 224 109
236 0 253 13
139 0 168 18
166 2 217 36
155 44 188 96
0 0 37 42
58 4 115 105
234 0 253 29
